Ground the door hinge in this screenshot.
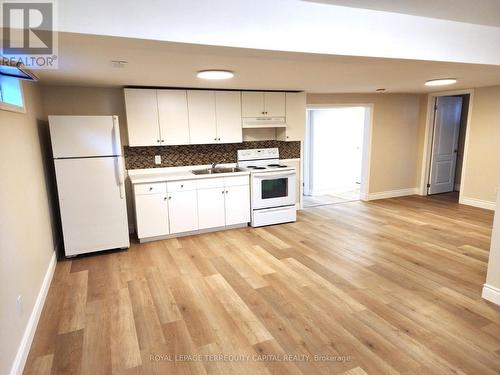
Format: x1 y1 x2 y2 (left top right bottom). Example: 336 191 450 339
427 183 431 188
434 104 438 110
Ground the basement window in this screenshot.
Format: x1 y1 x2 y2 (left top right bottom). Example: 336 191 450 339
0 75 25 113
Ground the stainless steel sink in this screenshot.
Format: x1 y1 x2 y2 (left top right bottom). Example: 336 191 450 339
191 167 244 175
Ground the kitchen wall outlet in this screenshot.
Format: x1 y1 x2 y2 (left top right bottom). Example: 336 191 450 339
16 295 23 316
154 155 161 165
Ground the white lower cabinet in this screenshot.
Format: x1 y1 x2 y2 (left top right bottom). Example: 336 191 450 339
135 193 169 238
197 188 226 229
168 190 198 234
224 185 250 225
134 175 250 240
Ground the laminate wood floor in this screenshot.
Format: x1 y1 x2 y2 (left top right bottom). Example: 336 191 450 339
24 194 500 375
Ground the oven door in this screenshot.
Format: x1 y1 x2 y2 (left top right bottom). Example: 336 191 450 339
251 170 296 209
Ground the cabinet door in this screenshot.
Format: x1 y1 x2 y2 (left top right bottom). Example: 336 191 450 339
187 90 217 144
197 188 226 229
284 92 306 141
157 90 190 145
168 190 198 234
264 92 286 117
224 185 250 225
135 193 169 239
124 89 160 146
241 92 264 117
215 91 242 143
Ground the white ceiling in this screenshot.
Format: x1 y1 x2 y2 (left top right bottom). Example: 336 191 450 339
55 0 500 66
37 33 500 93
305 0 500 27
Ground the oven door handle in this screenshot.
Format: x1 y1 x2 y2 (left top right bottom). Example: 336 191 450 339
252 170 296 178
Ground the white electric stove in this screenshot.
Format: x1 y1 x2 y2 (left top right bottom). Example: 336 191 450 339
237 148 297 227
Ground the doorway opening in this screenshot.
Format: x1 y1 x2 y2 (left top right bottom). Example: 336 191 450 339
303 105 372 208
425 93 470 202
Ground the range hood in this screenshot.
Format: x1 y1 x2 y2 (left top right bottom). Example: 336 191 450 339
242 117 286 128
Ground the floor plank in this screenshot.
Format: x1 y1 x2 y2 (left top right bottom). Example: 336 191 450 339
24 194 500 374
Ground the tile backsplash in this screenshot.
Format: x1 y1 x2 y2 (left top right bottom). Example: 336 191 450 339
124 141 301 169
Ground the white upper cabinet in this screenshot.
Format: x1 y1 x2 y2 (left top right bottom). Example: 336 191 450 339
264 92 286 117
215 91 242 143
241 92 265 117
278 92 306 142
157 90 190 145
124 89 161 146
241 91 286 118
187 90 217 144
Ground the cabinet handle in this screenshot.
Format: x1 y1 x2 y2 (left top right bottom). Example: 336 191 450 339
222 190 225 194
149 187 153 191
225 190 228 193
218 138 221 141
214 137 217 141
161 139 165 143
156 139 160 143
180 184 184 188
164 197 167 201
168 196 172 200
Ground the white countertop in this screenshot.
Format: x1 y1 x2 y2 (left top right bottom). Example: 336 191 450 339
128 163 250 184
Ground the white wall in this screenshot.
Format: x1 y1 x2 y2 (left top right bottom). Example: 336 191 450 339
0 82 58 375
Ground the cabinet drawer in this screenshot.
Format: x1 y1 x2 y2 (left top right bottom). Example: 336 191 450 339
134 182 167 195
224 175 249 187
167 180 197 192
196 177 224 190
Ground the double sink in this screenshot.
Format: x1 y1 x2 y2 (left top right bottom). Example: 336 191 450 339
191 167 244 175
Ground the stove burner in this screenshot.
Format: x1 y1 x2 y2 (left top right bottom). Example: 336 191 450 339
246 165 267 170
268 164 287 168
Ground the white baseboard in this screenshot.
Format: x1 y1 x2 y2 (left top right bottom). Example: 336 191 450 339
459 196 496 210
367 188 419 201
9 250 57 375
482 284 500 306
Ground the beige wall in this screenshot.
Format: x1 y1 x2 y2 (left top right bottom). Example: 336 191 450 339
461 86 500 203
0 82 57 374
307 93 421 194
41 85 129 145
40 85 135 230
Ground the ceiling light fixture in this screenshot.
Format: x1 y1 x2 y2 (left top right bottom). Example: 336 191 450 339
197 70 234 80
425 78 457 87
111 60 128 68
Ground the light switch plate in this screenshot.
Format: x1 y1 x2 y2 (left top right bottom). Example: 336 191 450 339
154 155 161 165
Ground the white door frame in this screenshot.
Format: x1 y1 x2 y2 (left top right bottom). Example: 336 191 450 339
305 104 374 202
419 89 474 202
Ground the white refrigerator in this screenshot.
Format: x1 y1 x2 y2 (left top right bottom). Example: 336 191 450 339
49 115 130 257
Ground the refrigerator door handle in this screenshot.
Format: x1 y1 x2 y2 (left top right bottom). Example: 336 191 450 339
117 157 126 199
112 116 122 156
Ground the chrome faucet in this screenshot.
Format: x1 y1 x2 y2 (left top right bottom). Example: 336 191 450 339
211 159 225 170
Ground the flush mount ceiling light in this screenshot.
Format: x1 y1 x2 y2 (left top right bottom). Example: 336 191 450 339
425 78 457 87
111 60 128 68
197 70 234 80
